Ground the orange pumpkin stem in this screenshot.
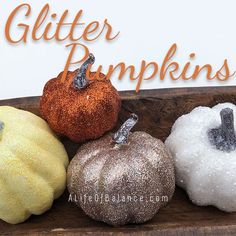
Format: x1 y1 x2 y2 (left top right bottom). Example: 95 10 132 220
113 113 138 145
73 53 95 90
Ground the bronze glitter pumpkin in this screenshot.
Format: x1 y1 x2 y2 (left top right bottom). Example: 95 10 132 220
40 54 121 143
67 114 175 226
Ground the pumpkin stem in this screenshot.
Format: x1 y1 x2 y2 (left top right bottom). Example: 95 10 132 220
0 121 4 141
208 108 236 152
73 53 95 90
113 113 138 145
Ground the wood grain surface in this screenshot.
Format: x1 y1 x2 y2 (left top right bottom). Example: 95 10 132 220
1 87 236 236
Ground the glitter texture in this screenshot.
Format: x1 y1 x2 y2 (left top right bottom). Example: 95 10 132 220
67 131 175 226
40 68 121 143
165 102 236 212
0 106 68 224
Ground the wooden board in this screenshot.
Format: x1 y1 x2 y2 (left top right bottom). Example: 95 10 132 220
1 87 236 235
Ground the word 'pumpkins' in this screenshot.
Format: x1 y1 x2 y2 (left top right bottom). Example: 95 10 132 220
40 53 120 143
67 114 175 226
0 106 69 224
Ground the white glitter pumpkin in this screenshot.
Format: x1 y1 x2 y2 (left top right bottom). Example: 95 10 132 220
67 114 175 226
165 103 236 212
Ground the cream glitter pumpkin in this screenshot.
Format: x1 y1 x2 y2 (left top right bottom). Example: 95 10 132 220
165 103 236 212
67 114 175 226
0 106 69 224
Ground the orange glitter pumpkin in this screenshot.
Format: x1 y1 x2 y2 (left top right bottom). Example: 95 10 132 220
40 54 121 143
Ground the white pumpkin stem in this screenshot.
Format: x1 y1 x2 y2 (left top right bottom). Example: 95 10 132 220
0 121 4 141
73 53 95 90
208 108 236 152
113 113 138 145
